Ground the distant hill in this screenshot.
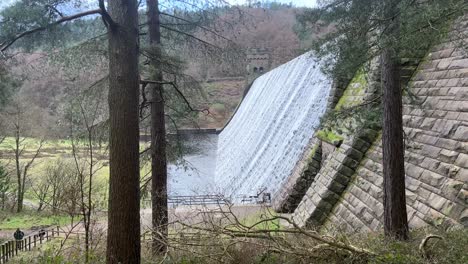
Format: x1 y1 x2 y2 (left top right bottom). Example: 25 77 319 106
6 4 312 133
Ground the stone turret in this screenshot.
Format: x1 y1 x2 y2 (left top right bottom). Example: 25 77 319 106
246 47 271 82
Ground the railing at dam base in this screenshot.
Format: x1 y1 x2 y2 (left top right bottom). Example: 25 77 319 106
143 195 230 208
143 193 272 208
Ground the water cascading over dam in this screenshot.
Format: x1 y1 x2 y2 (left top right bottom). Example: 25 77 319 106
215 52 332 199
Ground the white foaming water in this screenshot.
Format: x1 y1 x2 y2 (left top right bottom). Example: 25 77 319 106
215 52 332 199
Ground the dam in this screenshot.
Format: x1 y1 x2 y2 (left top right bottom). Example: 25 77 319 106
215 52 331 199
169 14 468 229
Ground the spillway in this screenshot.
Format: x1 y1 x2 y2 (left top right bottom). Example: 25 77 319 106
215 52 332 199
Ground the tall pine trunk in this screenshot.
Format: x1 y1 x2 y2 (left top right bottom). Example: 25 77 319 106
106 0 141 263
15 119 23 213
381 0 408 240
146 0 169 254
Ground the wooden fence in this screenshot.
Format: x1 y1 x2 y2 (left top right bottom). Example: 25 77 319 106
0 226 59 263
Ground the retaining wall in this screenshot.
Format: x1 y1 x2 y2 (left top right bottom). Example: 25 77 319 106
284 14 468 230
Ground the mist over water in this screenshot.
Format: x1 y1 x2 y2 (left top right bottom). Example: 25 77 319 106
215 52 332 199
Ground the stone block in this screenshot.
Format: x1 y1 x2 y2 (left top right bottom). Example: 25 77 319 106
436 58 453 70
458 112 468 122
406 190 418 203
409 216 427 228
455 153 468 169
433 48 454 59
446 68 468 78
315 199 334 212
428 109 444 118
460 209 468 227
405 163 425 178
446 78 461 87
414 200 431 215
453 126 468 140
432 71 450 79
434 99 447 110
352 138 372 153
405 175 421 191
452 101 468 112
457 189 468 204
449 58 468 69
433 119 460 137
420 144 442 159
438 161 455 175
406 151 425 164
411 80 426 88
357 179 372 192
420 117 436 129
420 158 440 172
441 179 464 201
442 202 465 220
370 219 381 230
445 111 461 120
418 97 434 109
337 164 355 178
357 129 379 143
436 138 460 151
361 210 375 225
415 185 431 200
439 149 459 163
458 142 468 153
448 165 460 178
455 168 468 182
420 170 446 186
329 180 347 194
447 86 464 97
334 173 351 186
368 184 383 200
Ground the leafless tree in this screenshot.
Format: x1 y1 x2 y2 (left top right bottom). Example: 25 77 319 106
1 98 45 212
31 159 68 212
68 79 107 263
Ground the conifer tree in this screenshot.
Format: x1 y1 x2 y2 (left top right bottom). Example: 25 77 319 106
297 0 465 239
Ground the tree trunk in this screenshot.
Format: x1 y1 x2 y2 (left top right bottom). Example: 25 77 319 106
106 0 141 263
381 0 408 240
146 0 169 254
15 123 22 213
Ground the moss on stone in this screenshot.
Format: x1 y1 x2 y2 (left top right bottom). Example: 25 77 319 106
335 68 368 110
305 143 319 163
316 130 344 145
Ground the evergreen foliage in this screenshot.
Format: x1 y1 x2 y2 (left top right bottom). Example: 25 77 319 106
0 0 99 51
0 63 18 108
297 0 467 82
0 163 10 210
298 0 466 140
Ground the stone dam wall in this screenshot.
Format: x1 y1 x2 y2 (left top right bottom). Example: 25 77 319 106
273 14 468 230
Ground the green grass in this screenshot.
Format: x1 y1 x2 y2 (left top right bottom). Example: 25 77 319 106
0 137 74 152
238 208 281 231
0 212 72 230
